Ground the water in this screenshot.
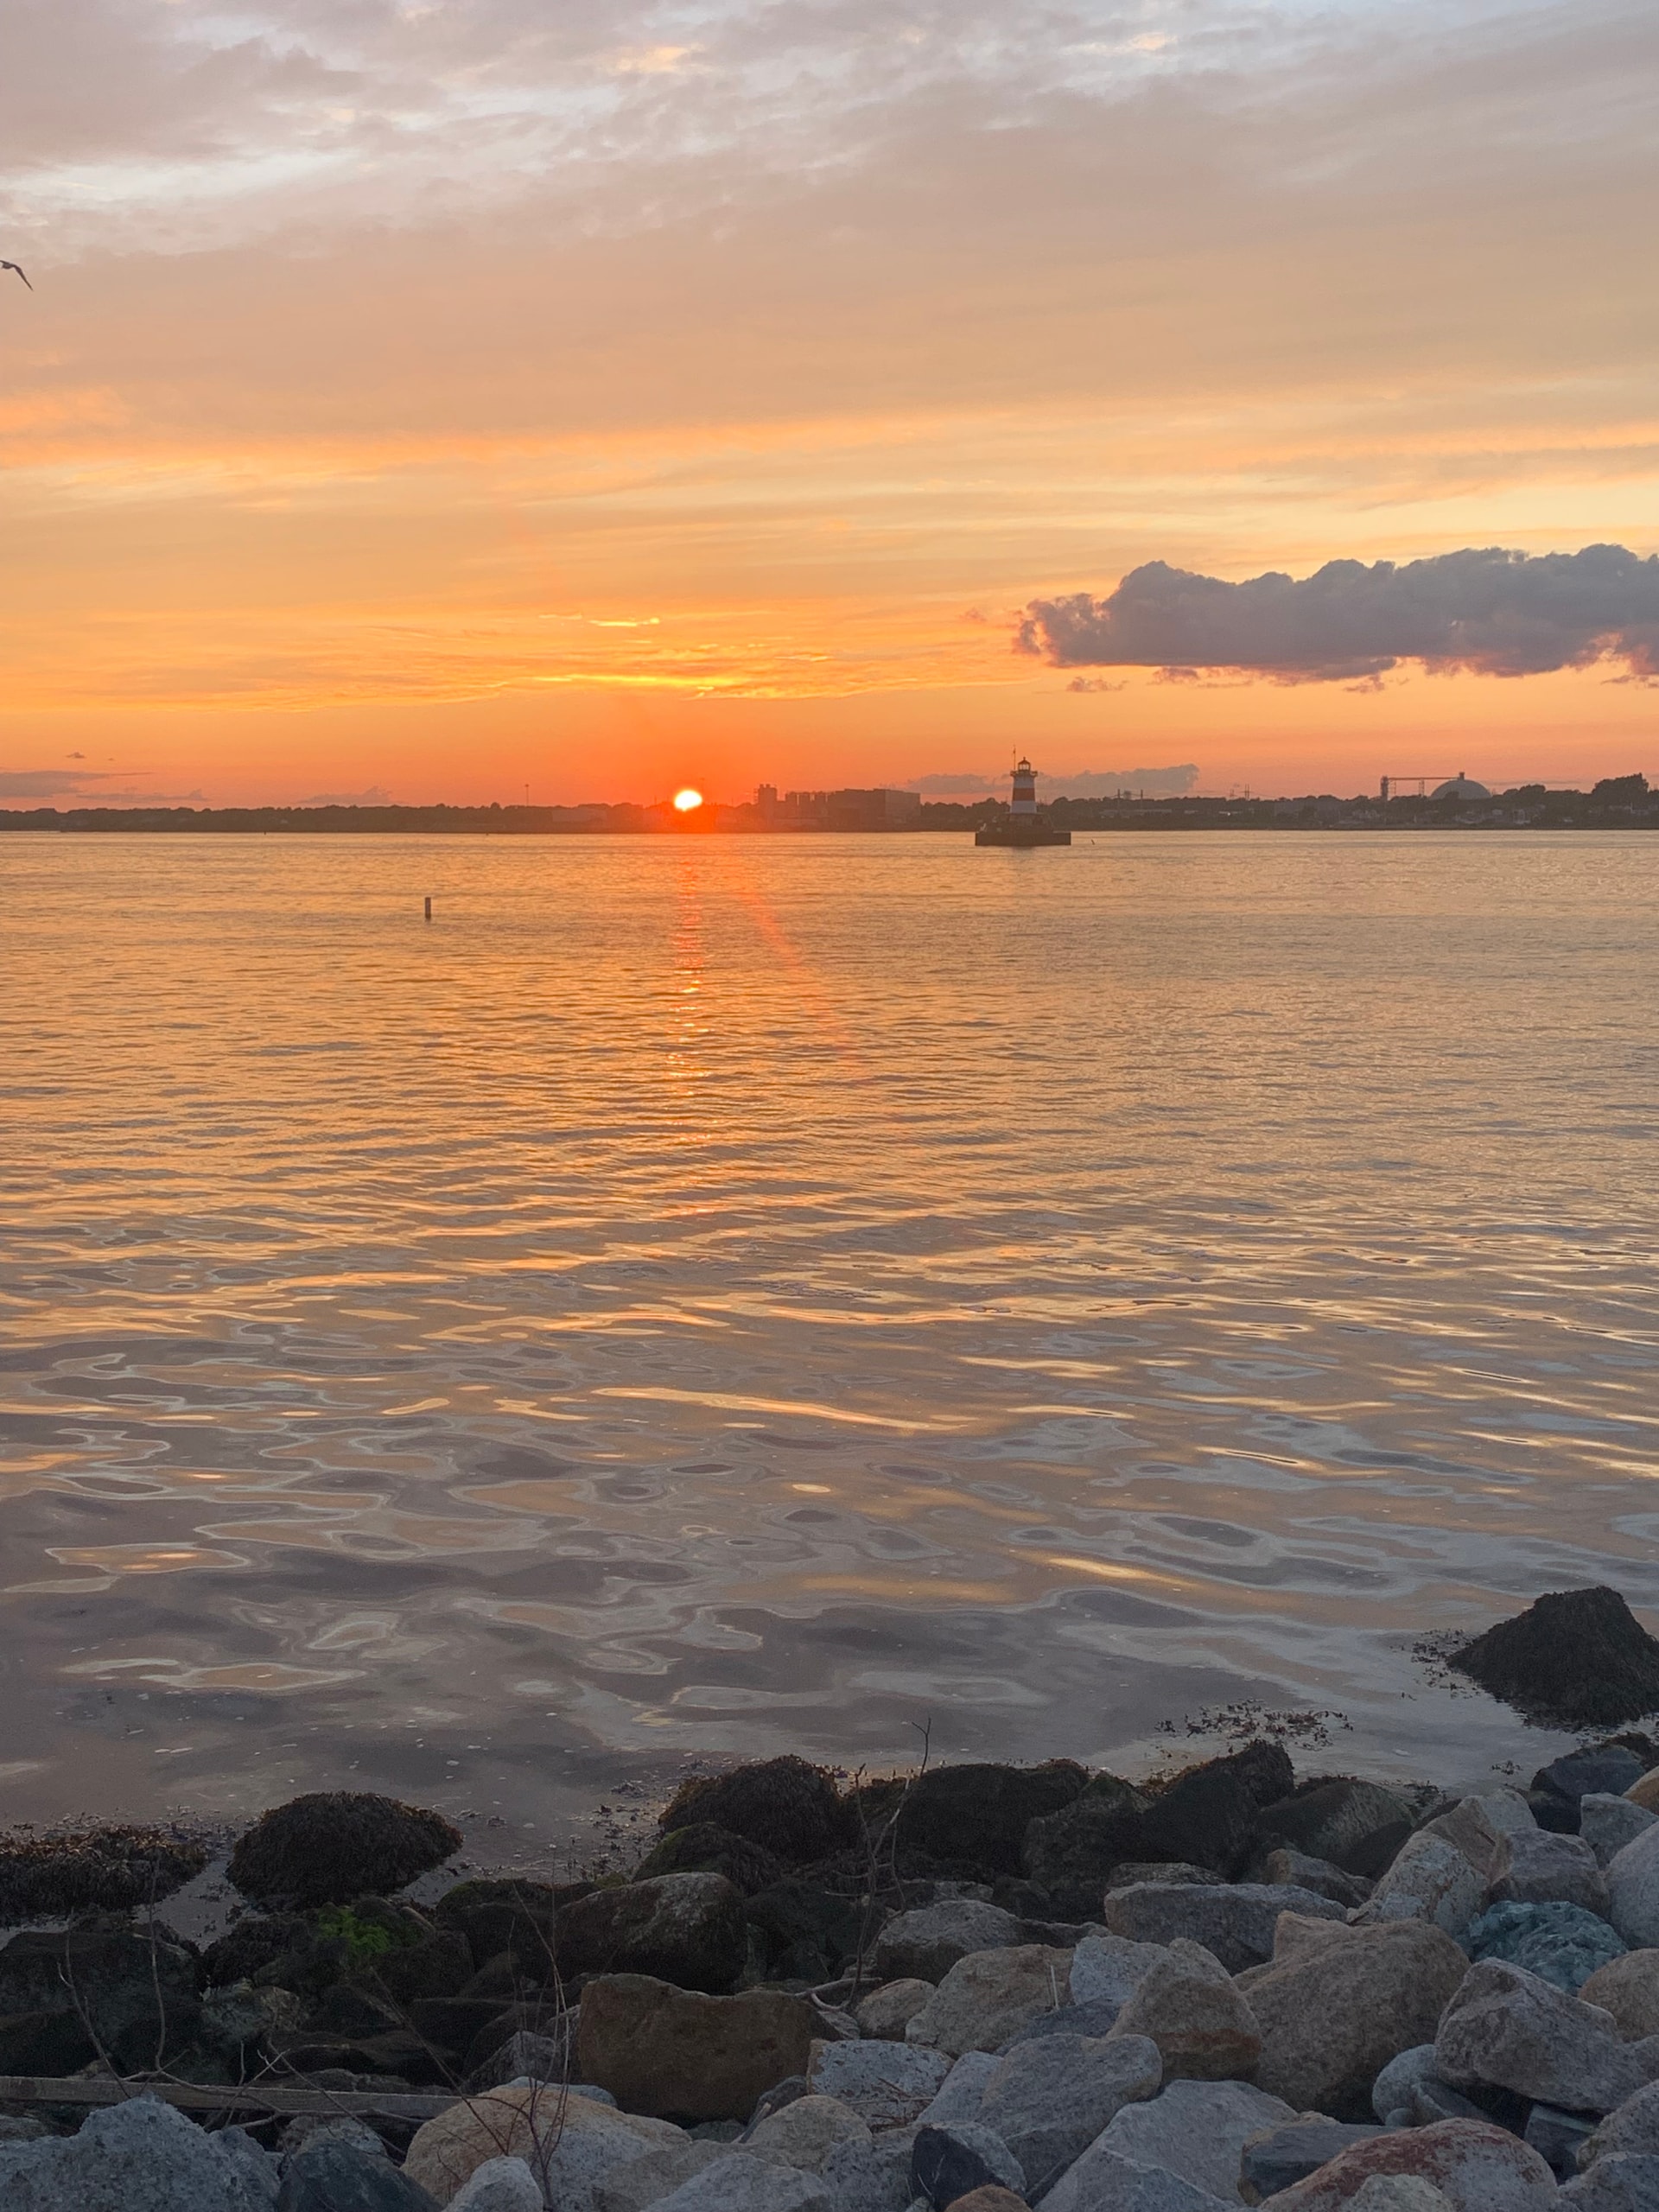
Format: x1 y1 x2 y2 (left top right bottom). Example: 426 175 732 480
3 830 1657 1844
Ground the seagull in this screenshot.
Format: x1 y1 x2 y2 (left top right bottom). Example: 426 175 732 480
2 261 31 290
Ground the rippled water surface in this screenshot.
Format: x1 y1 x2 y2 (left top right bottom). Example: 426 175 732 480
3 830 1658 1834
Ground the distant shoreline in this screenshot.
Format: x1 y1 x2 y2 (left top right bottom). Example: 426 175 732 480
3 800 1656 837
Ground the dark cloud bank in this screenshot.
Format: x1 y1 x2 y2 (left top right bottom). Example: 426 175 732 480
1018 543 1659 684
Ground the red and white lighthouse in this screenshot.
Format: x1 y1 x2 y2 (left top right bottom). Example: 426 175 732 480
1010 757 1039 817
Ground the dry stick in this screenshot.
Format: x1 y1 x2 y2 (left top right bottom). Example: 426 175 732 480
846 1717 932 2000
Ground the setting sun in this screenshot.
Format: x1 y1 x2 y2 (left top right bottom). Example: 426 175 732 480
672 788 704 812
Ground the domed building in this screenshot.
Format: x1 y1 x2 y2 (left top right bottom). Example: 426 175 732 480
1431 772 1491 802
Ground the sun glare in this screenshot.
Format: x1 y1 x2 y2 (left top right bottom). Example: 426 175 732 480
673 787 704 811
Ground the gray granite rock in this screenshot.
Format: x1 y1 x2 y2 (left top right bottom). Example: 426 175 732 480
1584 1799 1659 1871
821 2131 919 2212
1071 1933 1168 2007
1042 2145 1234 2211
856 1982 936 2042
594 2141 733 2212
1436 1957 1654 2113
1558 2154 1659 2209
1522 2104 1599 2181
1103 1885 1344 1974
446 2162 544 2212
1103 2078 1297 2200
1004 1998 1122 2046
1582 2081 1659 2164
1372 2044 1442 2123
1240 2120 1388 2201
279 2143 436 2210
1345 2184 1454 2212
976 2031 1162 2189
1106 1938 1261 2082
650 2152 831 2212
806 2041 950 2130
0 2094 282 2212
914 2051 1000 2129
1611 1828 1659 1951
1355 1833 1485 1939
905 1944 1076 2056
744 2097 871 2175
1259 1848 1371 1908
1489 1829 1611 1916
874 1904 1024 1986
909 2123 1024 2208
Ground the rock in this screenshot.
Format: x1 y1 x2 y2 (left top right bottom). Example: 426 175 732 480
1630 1776 1659 1816
744 2095 871 2172
1259 1848 1371 1907
469 2026 574 2090
0 1923 201 2072
1586 1800 1659 1870
1436 1957 1653 2112
1347 2186 1454 2212
1558 2154 1659 2207
578 1975 818 2121
1104 1884 1345 1974
433 1881 561 1971
228 1793 461 1908
1543 1749 1650 1807
1466 1901 1628 1991
744 1882 865 1984
1020 1785 1151 1921
278 2115 389 2166
819 2133 920 2212
1041 2144 1235 2210
1371 2044 1443 2123
1255 1780 1418 1880
1105 1860 1215 1891
1259 2118 1556 2209
917 2051 1001 2127
976 2031 1162 2185
658 1758 855 1865
1611 1827 1659 1949
746 2077 813 2130
906 1945 1076 2057
0 1824 210 1921
807 2039 950 2128
406 2088 681 2210
1105 1939 1261 2081
1071 1934 1168 2007
594 2141 734 2212
0 2093 280 2210
910 2123 1024 2209
1585 1954 1659 2040
1449 1586 1659 1730
1004 1999 1122 2045
1580 2080 1659 2162
1417 1797 1512 1883
858 1981 936 2040
1100 2078 1295 2200
941 2193 1027 2212
1523 2103 1599 2179
652 2152 831 2212
1354 1834 1485 1938
445 2164 543 2212
558 1872 747 1993
1240 2120 1387 2201
1246 1917 1470 2120
637 1824 785 1896
277 2141 437 2209
874 1761 1088 1877
874 1904 1025 1985
1490 1829 1611 1914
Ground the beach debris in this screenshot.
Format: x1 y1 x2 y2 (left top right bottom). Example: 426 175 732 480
0 1823 209 1923
1449 1586 1659 1727
227 1792 462 1909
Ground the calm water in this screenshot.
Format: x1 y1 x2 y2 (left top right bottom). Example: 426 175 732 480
3 831 1658 1843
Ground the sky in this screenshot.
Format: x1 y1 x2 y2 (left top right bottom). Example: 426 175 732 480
1 0 1656 804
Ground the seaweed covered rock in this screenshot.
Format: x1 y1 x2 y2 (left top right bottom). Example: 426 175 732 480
559 1871 748 1993
855 1761 1087 1878
228 1793 462 1908
434 1879 563 1969
658 1758 855 1866
743 1880 864 1984
0 1923 202 2073
1255 1778 1417 1879
638 1824 784 1896
0 1824 210 1923
1450 1587 1659 1728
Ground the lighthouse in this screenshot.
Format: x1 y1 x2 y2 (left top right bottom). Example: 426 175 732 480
975 756 1072 848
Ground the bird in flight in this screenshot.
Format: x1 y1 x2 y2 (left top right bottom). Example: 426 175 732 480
2 261 31 289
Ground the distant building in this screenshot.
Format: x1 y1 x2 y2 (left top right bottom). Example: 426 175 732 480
1432 773 1491 801
826 787 922 830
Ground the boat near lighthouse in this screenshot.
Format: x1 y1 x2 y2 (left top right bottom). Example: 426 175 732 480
975 757 1071 847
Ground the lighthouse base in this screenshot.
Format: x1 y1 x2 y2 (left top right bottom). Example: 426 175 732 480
975 820 1071 848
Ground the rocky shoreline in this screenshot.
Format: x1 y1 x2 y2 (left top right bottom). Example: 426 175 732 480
8 1595 1659 2209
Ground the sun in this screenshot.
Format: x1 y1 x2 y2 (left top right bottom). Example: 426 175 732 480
672 787 704 812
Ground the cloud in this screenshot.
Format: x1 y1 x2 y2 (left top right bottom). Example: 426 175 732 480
906 764 1198 796
905 772 995 793
1018 545 1659 685
0 769 204 801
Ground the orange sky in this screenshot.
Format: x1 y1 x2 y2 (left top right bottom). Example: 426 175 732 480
1 0 1656 804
